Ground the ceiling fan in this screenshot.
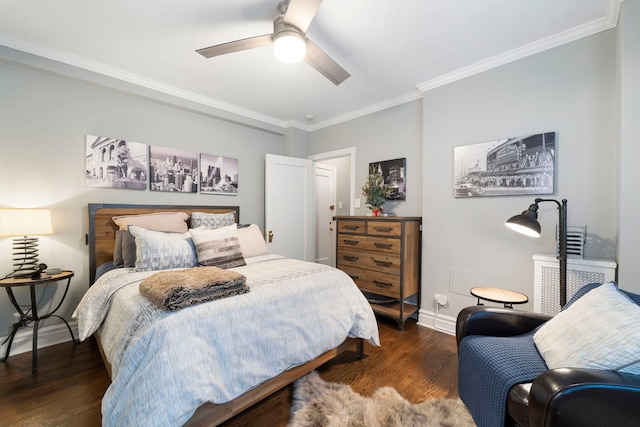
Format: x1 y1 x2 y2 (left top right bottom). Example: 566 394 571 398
196 0 350 86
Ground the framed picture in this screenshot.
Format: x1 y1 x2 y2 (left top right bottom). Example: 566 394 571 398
453 132 555 197
85 135 148 190
149 146 198 193
199 153 239 195
369 158 407 201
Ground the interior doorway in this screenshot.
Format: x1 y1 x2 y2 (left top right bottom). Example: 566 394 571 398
309 147 356 267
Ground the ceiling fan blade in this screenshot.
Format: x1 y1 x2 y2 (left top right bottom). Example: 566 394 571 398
304 39 350 85
196 34 273 58
284 0 322 33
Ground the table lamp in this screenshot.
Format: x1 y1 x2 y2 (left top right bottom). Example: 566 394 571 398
0 209 53 277
505 198 568 307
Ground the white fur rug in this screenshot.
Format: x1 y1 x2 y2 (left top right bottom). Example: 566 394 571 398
288 371 476 427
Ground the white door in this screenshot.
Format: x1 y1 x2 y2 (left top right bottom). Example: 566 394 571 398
315 163 337 266
264 154 314 261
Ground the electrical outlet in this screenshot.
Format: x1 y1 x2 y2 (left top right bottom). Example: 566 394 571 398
435 294 448 306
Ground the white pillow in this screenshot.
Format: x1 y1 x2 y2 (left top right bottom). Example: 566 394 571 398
236 224 269 258
534 282 640 375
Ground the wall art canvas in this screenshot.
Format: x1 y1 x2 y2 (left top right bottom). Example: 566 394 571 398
369 158 407 201
200 153 239 195
149 146 198 193
453 132 556 197
85 135 148 190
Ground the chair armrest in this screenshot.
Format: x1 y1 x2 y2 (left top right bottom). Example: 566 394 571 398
455 306 551 349
529 368 640 427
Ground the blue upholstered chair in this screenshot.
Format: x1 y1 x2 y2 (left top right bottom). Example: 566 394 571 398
456 282 640 427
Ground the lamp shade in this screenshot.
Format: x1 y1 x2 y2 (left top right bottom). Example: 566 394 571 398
0 209 53 237
505 203 541 237
274 31 306 63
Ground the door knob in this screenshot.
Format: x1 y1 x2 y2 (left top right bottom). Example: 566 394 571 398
329 205 335 210
268 230 274 243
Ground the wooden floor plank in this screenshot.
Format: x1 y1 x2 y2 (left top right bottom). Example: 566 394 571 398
0 319 458 426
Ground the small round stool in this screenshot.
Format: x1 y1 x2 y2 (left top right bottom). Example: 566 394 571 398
470 287 528 308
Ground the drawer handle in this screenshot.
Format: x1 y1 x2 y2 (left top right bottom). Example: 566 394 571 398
374 260 392 267
374 243 393 249
344 225 360 230
348 274 359 280
374 227 393 232
373 280 392 288
343 239 359 245
343 255 359 262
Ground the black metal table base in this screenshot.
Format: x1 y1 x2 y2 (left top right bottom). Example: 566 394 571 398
1 275 78 373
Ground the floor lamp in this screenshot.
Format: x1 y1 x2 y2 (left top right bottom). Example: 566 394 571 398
505 198 568 307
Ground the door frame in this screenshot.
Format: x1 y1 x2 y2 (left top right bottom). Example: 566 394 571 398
308 147 356 216
314 162 337 266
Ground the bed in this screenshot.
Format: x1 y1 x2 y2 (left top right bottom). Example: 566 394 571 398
74 203 380 426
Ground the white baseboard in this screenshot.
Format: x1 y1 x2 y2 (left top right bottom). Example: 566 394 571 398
417 308 456 335
0 320 79 357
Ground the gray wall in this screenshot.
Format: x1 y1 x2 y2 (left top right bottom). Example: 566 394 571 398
0 58 284 336
308 100 423 217
421 29 619 318
618 0 640 286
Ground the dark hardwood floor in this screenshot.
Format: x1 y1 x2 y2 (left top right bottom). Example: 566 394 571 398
0 318 459 426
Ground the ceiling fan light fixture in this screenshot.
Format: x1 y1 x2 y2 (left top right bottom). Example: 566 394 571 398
274 31 306 63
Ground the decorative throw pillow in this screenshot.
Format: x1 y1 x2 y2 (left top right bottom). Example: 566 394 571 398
190 225 246 269
236 224 269 258
128 226 197 272
113 230 125 267
189 211 236 229
112 230 139 267
533 282 640 375
121 229 137 267
113 212 189 233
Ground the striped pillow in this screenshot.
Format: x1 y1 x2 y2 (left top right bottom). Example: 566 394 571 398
128 226 197 272
190 225 246 269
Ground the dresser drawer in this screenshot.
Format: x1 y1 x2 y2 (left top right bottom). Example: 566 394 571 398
338 248 401 274
367 221 402 236
338 265 400 298
338 220 366 234
337 234 400 254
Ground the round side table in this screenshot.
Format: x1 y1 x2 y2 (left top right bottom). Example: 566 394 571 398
470 286 528 309
0 270 78 373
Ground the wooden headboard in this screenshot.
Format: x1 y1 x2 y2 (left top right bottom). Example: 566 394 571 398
88 203 240 284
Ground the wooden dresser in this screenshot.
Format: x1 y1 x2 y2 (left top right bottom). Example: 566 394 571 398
335 216 422 330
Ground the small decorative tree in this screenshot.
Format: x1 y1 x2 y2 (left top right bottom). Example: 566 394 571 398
362 165 392 215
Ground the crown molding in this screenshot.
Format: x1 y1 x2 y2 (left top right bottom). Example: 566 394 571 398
291 90 423 132
417 0 621 93
0 33 288 131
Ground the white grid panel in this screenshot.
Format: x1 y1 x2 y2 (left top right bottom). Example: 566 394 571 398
533 254 617 316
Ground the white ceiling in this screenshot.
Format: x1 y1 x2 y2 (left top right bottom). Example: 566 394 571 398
0 0 619 130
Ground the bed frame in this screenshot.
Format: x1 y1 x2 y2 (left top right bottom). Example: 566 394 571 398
87 203 363 426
